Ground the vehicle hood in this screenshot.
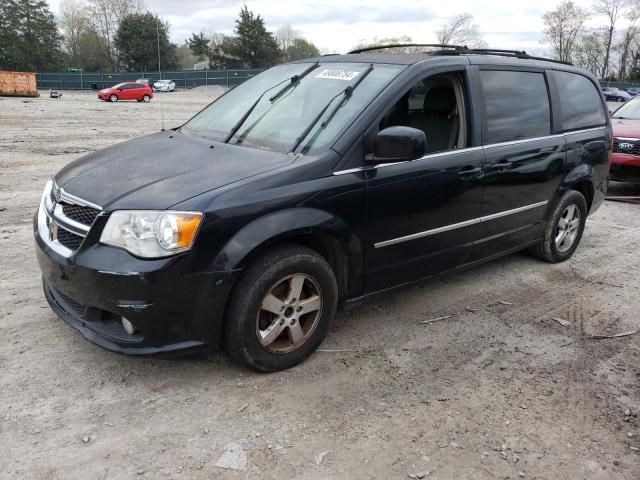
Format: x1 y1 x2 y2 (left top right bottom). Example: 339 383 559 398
53 131 295 210
612 118 640 138
99 88 114 94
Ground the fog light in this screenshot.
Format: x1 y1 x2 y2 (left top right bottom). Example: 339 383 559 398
122 317 137 335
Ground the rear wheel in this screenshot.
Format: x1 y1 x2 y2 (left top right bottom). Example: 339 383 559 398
529 190 587 263
109 94 118 102
223 244 338 372
142 95 150 103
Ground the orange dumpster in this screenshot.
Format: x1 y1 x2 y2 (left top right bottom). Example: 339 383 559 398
0 71 39 97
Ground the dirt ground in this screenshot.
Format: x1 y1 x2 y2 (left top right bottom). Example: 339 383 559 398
0 90 639 480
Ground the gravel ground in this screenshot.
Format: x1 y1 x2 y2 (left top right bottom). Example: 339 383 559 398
0 90 639 479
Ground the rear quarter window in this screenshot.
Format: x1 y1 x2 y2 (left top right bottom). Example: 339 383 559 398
552 71 606 131
479 70 551 144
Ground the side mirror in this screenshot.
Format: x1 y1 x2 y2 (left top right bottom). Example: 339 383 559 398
368 126 426 164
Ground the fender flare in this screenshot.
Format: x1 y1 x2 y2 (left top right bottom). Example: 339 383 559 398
213 207 363 289
561 163 594 189
550 163 596 214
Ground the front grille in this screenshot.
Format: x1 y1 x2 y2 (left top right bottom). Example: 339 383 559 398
61 203 100 226
613 138 640 156
43 184 101 256
56 228 84 251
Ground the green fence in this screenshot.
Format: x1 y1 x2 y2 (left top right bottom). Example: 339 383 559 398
599 80 640 90
35 69 265 90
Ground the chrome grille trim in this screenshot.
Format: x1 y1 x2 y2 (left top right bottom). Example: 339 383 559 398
39 181 103 257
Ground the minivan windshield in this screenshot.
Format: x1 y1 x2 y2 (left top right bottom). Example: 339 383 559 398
182 62 404 154
611 97 640 119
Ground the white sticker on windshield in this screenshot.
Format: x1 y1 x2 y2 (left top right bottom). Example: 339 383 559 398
316 69 360 81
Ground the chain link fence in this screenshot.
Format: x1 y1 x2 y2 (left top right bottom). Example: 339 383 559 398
36 69 265 90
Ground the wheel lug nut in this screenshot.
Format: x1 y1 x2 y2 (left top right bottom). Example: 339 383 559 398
296 306 302 312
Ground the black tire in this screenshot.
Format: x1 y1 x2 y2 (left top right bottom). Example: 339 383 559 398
109 94 118 102
223 244 338 372
142 95 150 103
529 190 587 263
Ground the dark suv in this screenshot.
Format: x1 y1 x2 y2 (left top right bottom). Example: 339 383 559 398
35 45 611 371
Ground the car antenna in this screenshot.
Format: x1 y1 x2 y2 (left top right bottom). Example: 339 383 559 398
157 17 165 131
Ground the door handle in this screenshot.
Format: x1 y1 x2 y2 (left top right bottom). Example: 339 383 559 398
488 161 512 171
458 167 482 177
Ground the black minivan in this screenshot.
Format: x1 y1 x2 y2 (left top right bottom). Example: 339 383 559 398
35 46 611 371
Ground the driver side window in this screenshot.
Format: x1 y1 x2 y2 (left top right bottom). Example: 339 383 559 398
379 72 468 154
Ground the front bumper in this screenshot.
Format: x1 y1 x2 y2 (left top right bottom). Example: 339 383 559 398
34 211 234 356
610 152 640 183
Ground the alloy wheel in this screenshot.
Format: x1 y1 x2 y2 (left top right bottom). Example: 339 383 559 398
256 273 323 354
555 204 581 253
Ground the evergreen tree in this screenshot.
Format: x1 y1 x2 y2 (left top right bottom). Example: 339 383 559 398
229 6 282 68
187 32 210 59
286 38 320 61
114 12 178 71
0 0 62 71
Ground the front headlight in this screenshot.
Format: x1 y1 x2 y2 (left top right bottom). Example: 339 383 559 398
100 210 202 258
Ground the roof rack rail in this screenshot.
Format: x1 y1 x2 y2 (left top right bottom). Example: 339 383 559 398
347 43 573 66
348 43 467 54
433 47 573 65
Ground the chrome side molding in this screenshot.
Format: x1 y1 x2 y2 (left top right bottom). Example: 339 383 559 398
374 201 549 248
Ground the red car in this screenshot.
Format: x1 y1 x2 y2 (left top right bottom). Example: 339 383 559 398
98 82 153 103
610 96 640 184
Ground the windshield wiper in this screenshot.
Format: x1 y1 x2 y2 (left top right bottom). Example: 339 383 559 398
269 62 319 102
224 62 319 144
290 64 374 153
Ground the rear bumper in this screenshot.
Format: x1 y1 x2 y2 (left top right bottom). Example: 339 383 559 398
35 214 235 356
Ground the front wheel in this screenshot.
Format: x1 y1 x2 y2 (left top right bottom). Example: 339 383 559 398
529 190 587 263
618 97 624 102
109 94 118 102
223 244 338 372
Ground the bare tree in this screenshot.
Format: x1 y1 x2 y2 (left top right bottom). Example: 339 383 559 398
615 0 640 79
592 0 625 78
275 24 300 52
436 13 486 48
87 0 142 70
574 33 607 75
59 0 89 64
542 1 590 63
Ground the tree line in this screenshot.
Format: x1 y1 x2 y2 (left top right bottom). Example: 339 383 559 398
0 1 486 74
186 7 319 69
542 0 640 82
6 0 639 82
0 0 321 72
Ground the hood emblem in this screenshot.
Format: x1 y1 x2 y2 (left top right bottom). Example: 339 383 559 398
48 221 57 242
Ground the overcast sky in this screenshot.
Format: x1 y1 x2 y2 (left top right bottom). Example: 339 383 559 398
46 0 623 55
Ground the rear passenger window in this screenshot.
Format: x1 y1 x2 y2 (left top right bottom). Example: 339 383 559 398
480 70 551 144
552 71 606 131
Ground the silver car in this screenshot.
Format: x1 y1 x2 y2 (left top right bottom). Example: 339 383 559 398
153 79 175 92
